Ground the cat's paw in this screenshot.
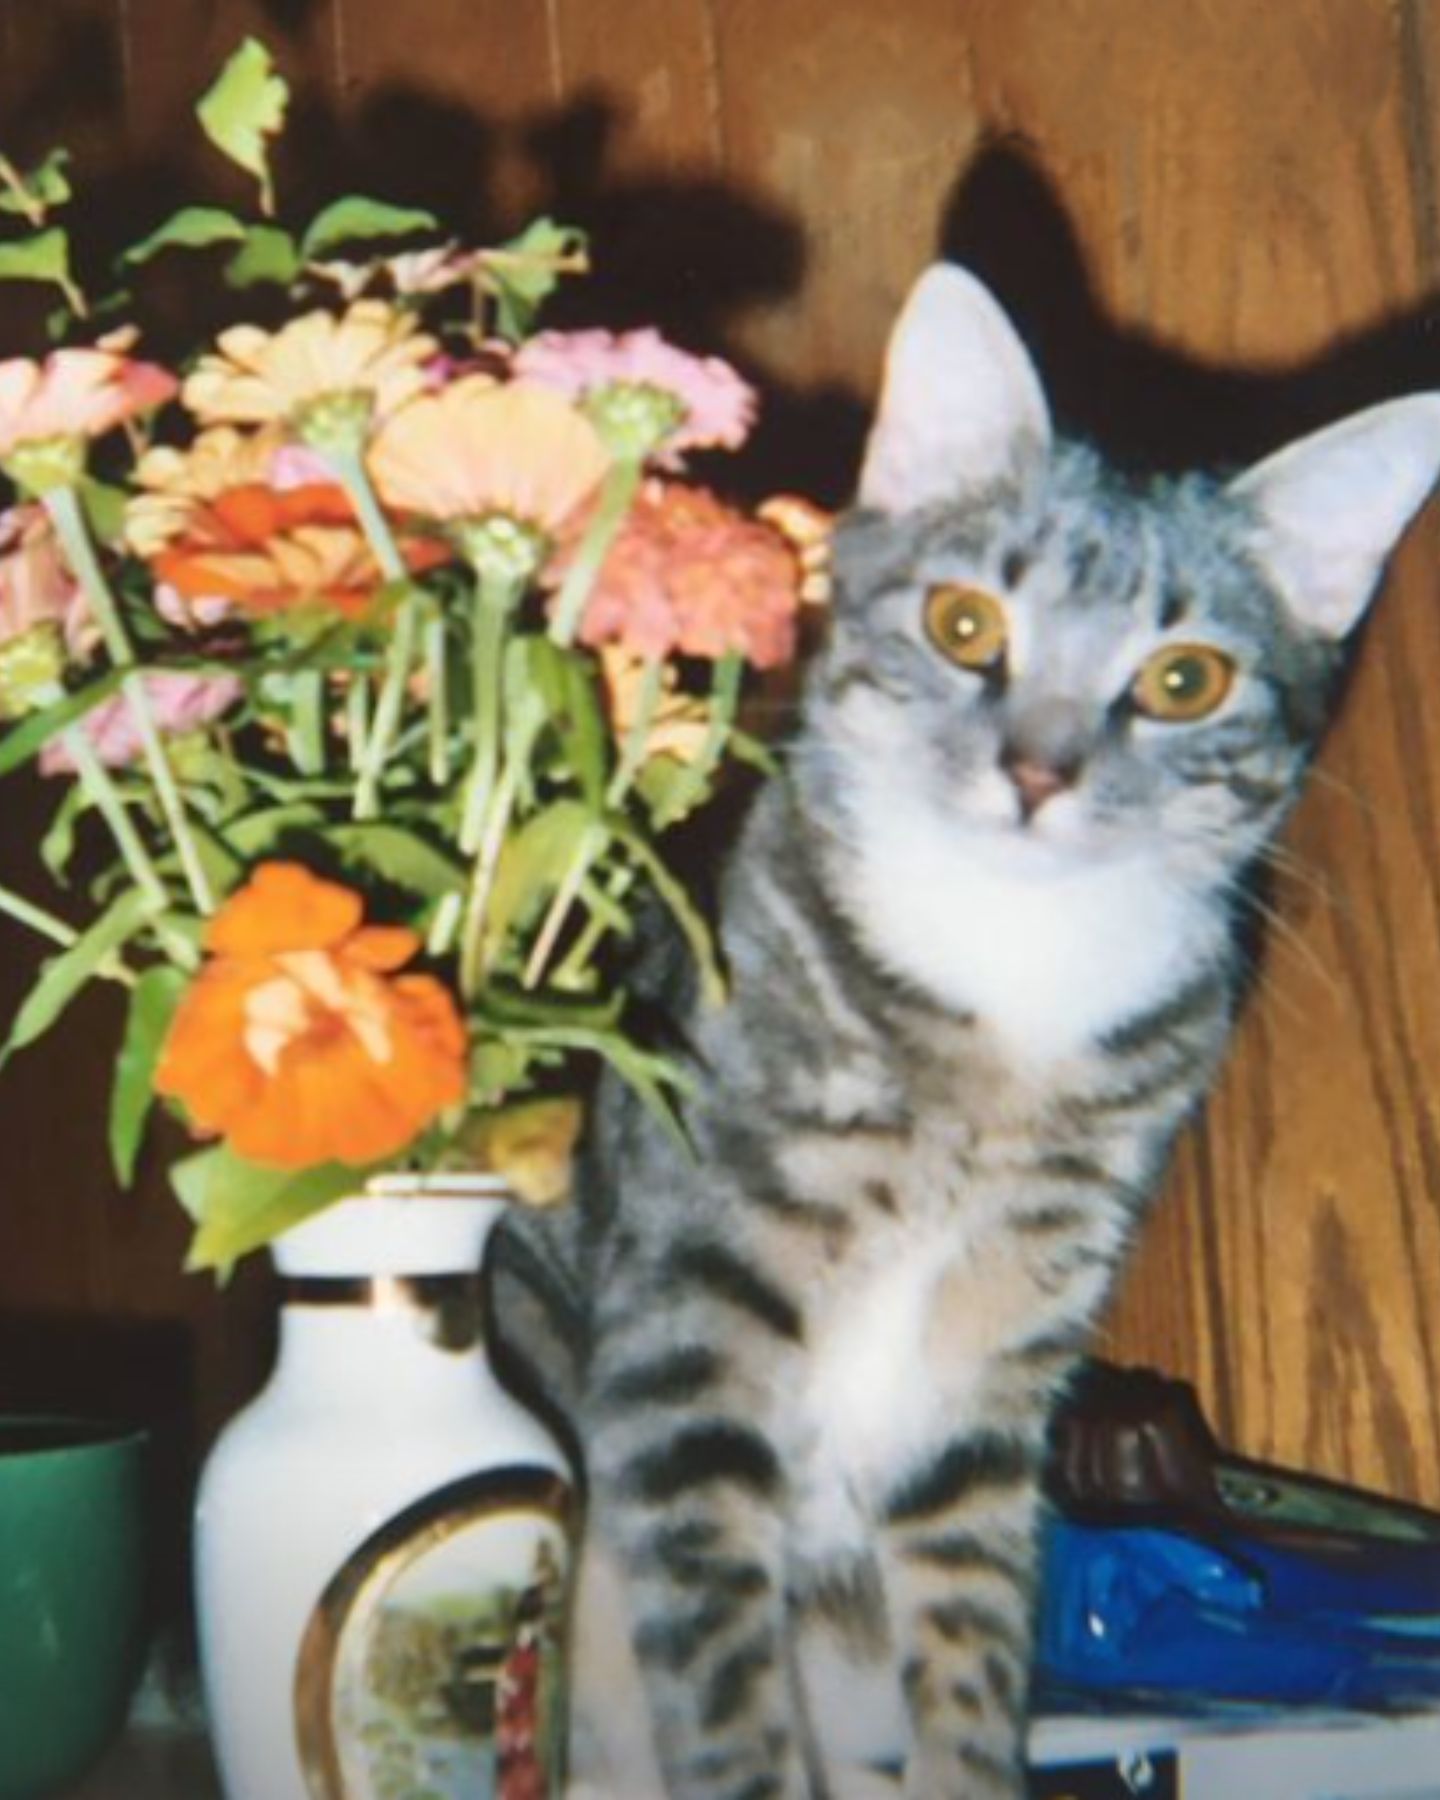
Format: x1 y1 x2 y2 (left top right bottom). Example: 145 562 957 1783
824 1767 903 1800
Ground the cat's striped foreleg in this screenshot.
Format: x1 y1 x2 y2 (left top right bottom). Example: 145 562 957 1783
581 1288 814 1800
878 1432 1043 1800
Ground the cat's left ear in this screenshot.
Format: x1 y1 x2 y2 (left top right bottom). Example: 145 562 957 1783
1230 395 1440 637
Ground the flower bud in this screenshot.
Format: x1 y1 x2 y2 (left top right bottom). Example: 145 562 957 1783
0 621 65 719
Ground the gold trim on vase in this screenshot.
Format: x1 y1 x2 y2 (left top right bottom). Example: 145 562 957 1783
294 1466 575 1800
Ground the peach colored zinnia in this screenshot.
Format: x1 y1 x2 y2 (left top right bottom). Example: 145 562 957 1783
183 301 436 429
0 503 94 653
559 480 800 670
367 377 610 533
155 862 467 1170
0 347 176 458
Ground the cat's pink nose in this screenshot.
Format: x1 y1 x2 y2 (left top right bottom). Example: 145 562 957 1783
1003 753 1075 819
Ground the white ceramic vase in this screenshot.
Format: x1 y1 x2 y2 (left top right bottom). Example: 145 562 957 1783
195 1173 575 1800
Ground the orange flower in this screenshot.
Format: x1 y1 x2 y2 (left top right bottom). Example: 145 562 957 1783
152 483 447 620
129 428 450 620
127 425 296 557
156 863 467 1170
367 377 610 533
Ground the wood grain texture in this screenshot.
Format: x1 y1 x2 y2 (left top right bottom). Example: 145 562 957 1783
0 0 1438 1509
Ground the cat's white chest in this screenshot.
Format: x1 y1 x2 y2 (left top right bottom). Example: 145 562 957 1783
790 1230 960 1558
847 783 1211 1063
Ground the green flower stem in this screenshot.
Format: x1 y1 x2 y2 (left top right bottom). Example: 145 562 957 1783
59 724 171 918
607 657 665 808
652 651 743 829
547 456 643 649
553 863 637 991
289 671 326 777
353 590 422 820
459 568 521 856
426 890 463 959
521 658 665 992
424 609 450 785
323 450 424 821
457 757 522 1000
0 882 137 987
326 449 408 584
0 883 79 950
521 820 605 992
345 676 370 774
43 486 215 916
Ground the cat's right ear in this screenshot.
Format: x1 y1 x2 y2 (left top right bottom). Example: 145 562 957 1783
857 263 1052 514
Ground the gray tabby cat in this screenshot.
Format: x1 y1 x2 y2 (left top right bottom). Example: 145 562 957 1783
493 264 1440 1800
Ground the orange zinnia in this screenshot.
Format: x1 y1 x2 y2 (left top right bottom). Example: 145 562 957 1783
149 481 448 620
156 863 467 1170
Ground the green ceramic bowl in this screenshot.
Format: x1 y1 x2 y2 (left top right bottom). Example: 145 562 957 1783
0 1417 149 1799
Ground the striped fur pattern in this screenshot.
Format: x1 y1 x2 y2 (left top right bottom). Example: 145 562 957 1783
492 266 1440 1798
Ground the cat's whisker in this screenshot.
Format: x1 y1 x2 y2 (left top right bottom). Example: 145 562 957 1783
1299 759 1379 821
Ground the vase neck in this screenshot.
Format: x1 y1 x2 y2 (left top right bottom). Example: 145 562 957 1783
271 1186 511 1281
268 1273 504 1408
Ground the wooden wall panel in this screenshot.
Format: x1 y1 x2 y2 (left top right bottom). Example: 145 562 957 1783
1 0 1439 1512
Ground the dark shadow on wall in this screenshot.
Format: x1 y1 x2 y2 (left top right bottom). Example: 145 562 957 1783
939 140 1440 473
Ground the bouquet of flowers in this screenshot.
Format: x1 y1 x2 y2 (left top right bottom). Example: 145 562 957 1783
0 42 827 1270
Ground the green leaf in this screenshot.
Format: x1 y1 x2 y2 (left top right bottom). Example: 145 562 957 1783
484 217 587 340
300 196 440 261
221 801 325 858
0 669 128 777
635 754 695 822
109 967 185 1186
0 887 151 1068
196 38 289 214
470 1037 538 1102
0 228 83 311
120 205 248 267
483 1008 692 1152
180 823 244 894
484 800 592 966
724 727 778 776
225 223 301 289
0 149 73 218
174 1145 372 1273
327 824 465 902
79 477 130 545
39 784 86 881
610 817 726 1006
521 639 608 809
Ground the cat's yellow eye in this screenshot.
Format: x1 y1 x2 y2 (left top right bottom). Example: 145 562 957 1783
1132 642 1236 723
924 584 1008 671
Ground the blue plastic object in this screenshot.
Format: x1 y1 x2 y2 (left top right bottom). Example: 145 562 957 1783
1036 1511 1440 1708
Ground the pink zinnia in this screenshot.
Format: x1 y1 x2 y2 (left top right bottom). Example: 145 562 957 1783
40 671 242 774
513 329 756 461
0 504 94 654
557 480 800 670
